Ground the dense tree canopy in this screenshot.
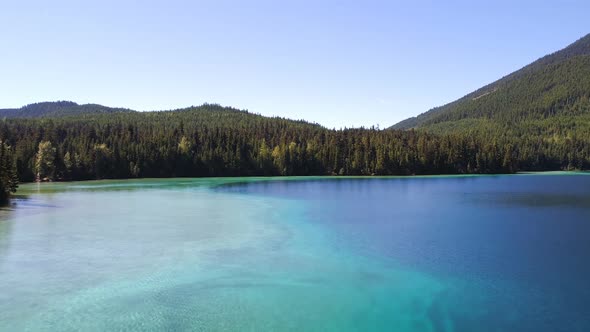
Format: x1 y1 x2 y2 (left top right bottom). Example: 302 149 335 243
0 141 18 202
0 101 132 118
0 103 587 188
392 33 590 130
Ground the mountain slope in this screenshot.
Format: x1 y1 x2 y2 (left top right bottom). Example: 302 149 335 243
0 101 134 118
0 101 322 131
391 33 590 130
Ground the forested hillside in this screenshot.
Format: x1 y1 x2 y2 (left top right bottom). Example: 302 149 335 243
0 101 587 190
0 101 133 118
391 33 590 130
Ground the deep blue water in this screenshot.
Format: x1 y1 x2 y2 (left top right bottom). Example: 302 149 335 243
220 174 590 331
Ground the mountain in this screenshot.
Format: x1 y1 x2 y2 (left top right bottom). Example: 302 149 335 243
0 101 320 127
0 101 134 118
391 33 590 130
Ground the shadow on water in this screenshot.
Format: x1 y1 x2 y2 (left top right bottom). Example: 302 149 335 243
0 194 31 215
0 194 61 267
0 199 18 269
0 195 59 218
470 192 590 209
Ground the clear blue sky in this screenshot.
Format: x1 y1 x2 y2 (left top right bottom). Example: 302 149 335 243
1 0 589 128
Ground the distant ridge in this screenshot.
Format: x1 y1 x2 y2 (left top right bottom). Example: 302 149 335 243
0 101 134 118
0 101 323 130
390 33 590 130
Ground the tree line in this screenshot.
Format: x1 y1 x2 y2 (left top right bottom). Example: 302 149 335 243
0 141 18 202
0 103 588 201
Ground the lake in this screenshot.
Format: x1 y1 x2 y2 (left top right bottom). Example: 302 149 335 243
1 174 589 331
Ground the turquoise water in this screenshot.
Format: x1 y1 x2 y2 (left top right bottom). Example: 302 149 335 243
1 174 589 331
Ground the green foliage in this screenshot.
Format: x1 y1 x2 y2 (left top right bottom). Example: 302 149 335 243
0 101 133 119
384 33 590 173
35 140 56 181
391 33 590 130
1 101 586 184
0 141 18 202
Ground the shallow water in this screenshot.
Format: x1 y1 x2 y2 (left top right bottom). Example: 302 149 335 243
1 174 589 331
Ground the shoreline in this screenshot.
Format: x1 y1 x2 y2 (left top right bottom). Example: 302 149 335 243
14 170 589 193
